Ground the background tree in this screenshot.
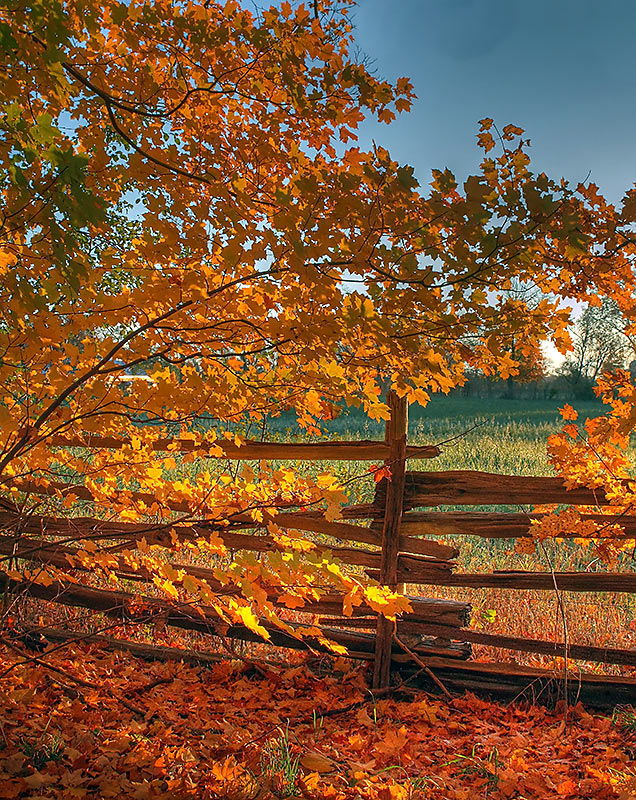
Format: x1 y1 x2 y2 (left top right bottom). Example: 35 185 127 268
454 278 552 399
559 299 631 396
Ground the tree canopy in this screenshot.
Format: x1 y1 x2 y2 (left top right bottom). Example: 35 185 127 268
3 0 636 632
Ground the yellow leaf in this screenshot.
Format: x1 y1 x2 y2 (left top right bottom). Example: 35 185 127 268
364 585 412 619
147 464 162 480
153 576 179 600
233 604 270 640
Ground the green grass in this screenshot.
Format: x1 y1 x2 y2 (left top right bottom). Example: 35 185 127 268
267 396 607 509
300 395 606 471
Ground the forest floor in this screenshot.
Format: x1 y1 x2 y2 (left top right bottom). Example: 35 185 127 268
1 638 636 800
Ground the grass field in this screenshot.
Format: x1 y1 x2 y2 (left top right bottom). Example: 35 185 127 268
268 395 609 510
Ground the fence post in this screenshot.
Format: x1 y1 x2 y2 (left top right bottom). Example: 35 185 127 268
372 389 408 689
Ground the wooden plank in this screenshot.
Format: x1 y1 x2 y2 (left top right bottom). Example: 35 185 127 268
4 489 456 560
407 570 636 592
404 656 636 708
398 511 636 539
22 625 470 664
274 513 380 547
21 627 227 666
316 616 376 629
403 595 472 626
6 481 384 522
460 629 636 667
279 592 470 631
49 433 439 462
2 482 379 534
29 624 636 703
395 554 454 582
375 471 613 508
0 514 289 551
8 478 206 514
0 536 469 629
373 391 408 689
0 509 381 547
399 536 459 559
276 513 457 558
339 504 384 520
0 572 467 662
0 530 452 589
0 570 370 657
281 592 470 629
367 566 451 584
0 511 455 570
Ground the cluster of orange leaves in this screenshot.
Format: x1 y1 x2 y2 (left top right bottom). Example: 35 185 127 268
522 369 636 562
1 639 635 800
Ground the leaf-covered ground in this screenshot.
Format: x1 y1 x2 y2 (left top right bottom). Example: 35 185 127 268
1 641 635 799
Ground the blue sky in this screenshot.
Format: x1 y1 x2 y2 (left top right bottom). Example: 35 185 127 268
352 0 636 205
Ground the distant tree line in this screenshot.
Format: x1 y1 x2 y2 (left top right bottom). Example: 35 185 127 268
458 298 633 400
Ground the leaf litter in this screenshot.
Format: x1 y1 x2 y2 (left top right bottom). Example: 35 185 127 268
0 640 635 799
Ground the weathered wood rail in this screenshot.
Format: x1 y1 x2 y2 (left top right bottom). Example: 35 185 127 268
4 392 636 707
395 511 636 539
48 433 440 462
376 470 614 507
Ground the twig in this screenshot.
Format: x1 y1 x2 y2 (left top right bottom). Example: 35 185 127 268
392 629 453 700
0 621 124 680
433 420 488 448
129 676 173 695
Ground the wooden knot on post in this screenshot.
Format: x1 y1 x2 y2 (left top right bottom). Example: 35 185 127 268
372 389 408 689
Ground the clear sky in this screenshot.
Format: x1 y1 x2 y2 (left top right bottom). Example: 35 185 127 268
351 0 636 205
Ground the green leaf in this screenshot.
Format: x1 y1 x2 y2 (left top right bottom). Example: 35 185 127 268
396 165 418 191
30 114 59 147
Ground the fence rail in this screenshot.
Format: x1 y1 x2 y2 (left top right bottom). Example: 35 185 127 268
49 433 440 461
375 470 614 507
395 511 636 539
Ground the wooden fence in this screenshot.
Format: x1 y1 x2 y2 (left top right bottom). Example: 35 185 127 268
4 391 636 707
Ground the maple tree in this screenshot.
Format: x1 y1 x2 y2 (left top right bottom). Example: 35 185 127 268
3 0 636 638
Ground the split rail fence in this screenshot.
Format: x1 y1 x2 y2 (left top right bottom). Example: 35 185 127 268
4 391 636 707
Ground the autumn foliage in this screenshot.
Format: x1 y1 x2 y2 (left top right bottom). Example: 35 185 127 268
515 371 636 563
3 0 636 635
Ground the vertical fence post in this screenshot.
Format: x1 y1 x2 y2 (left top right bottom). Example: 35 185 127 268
372 389 408 689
